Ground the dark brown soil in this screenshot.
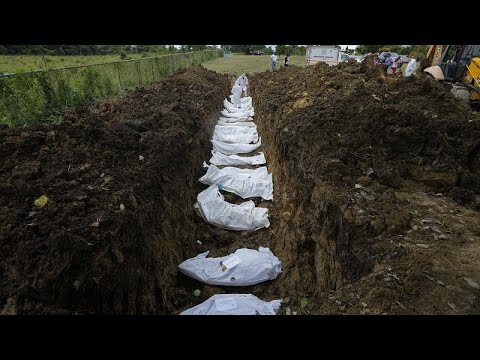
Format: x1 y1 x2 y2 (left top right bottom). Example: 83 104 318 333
249 61 480 314
0 66 230 314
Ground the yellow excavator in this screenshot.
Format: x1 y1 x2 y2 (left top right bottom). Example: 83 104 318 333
423 45 480 105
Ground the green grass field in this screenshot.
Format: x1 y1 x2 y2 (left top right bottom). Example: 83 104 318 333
0 54 159 74
202 54 306 76
0 53 307 76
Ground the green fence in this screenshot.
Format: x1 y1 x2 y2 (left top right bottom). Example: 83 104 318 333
0 50 223 127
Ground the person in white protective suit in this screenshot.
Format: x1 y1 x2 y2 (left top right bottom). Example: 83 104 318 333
235 73 249 97
231 82 242 108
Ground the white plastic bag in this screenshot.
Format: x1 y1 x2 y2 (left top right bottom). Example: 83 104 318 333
224 100 253 114
221 109 254 118
178 247 282 286
215 124 258 135
180 294 281 315
209 150 266 166
199 163 273 200
212 137 261 155
195 184 270 231
218 117 254 124
229 95 252 106
212 129 259 144
213 122 258 134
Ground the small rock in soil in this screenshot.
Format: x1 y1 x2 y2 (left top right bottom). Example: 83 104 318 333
463 277 480 289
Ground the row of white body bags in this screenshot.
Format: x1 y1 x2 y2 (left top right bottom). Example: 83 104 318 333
181 95 280 315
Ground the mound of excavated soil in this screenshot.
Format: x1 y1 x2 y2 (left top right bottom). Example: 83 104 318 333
254 62 480 206
251 62 480 314
0 66 229 314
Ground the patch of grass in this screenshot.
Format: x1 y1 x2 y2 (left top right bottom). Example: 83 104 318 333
0 51 222 126
0 54 156 74
202 54 306 76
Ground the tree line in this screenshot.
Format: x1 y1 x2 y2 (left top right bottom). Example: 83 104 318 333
354 45 430 59
221 45 310 56
0 45 219 56
0 45 432 59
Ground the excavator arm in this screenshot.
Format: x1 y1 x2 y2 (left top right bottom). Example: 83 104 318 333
426 45 448 66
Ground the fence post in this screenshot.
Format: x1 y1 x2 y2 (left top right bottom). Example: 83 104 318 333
116 63 122 89
136 61 141 86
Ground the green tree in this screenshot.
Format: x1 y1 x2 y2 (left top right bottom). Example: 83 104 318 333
355 45 382 55
276 45 287 56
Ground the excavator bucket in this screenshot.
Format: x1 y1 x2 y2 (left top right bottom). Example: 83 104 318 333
424 65 445 80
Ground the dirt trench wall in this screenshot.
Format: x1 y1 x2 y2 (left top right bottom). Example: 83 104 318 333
0 66 230 314
251 62 480 313
250 93 374 297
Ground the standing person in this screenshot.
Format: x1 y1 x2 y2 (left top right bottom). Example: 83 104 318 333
391 58 398 75
284 53 290 67
271 52 278 71
384 56 393 74
231 82 242 109
235 73 249 97
242 74 249 96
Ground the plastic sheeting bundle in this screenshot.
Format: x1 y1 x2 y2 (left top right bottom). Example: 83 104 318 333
195 184 270 231
211 137 261 155
209 150 266 166
229 95 252 107
221 109 254 118
216 123 257 132
224 99 253 113
212 127 259 144
199 163 273 200
224 97 253 109
180 294 281 315
218 117 254 124
178 247 282 286
215 123 258 136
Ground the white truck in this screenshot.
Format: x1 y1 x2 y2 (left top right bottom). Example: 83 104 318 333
305 46 349 66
